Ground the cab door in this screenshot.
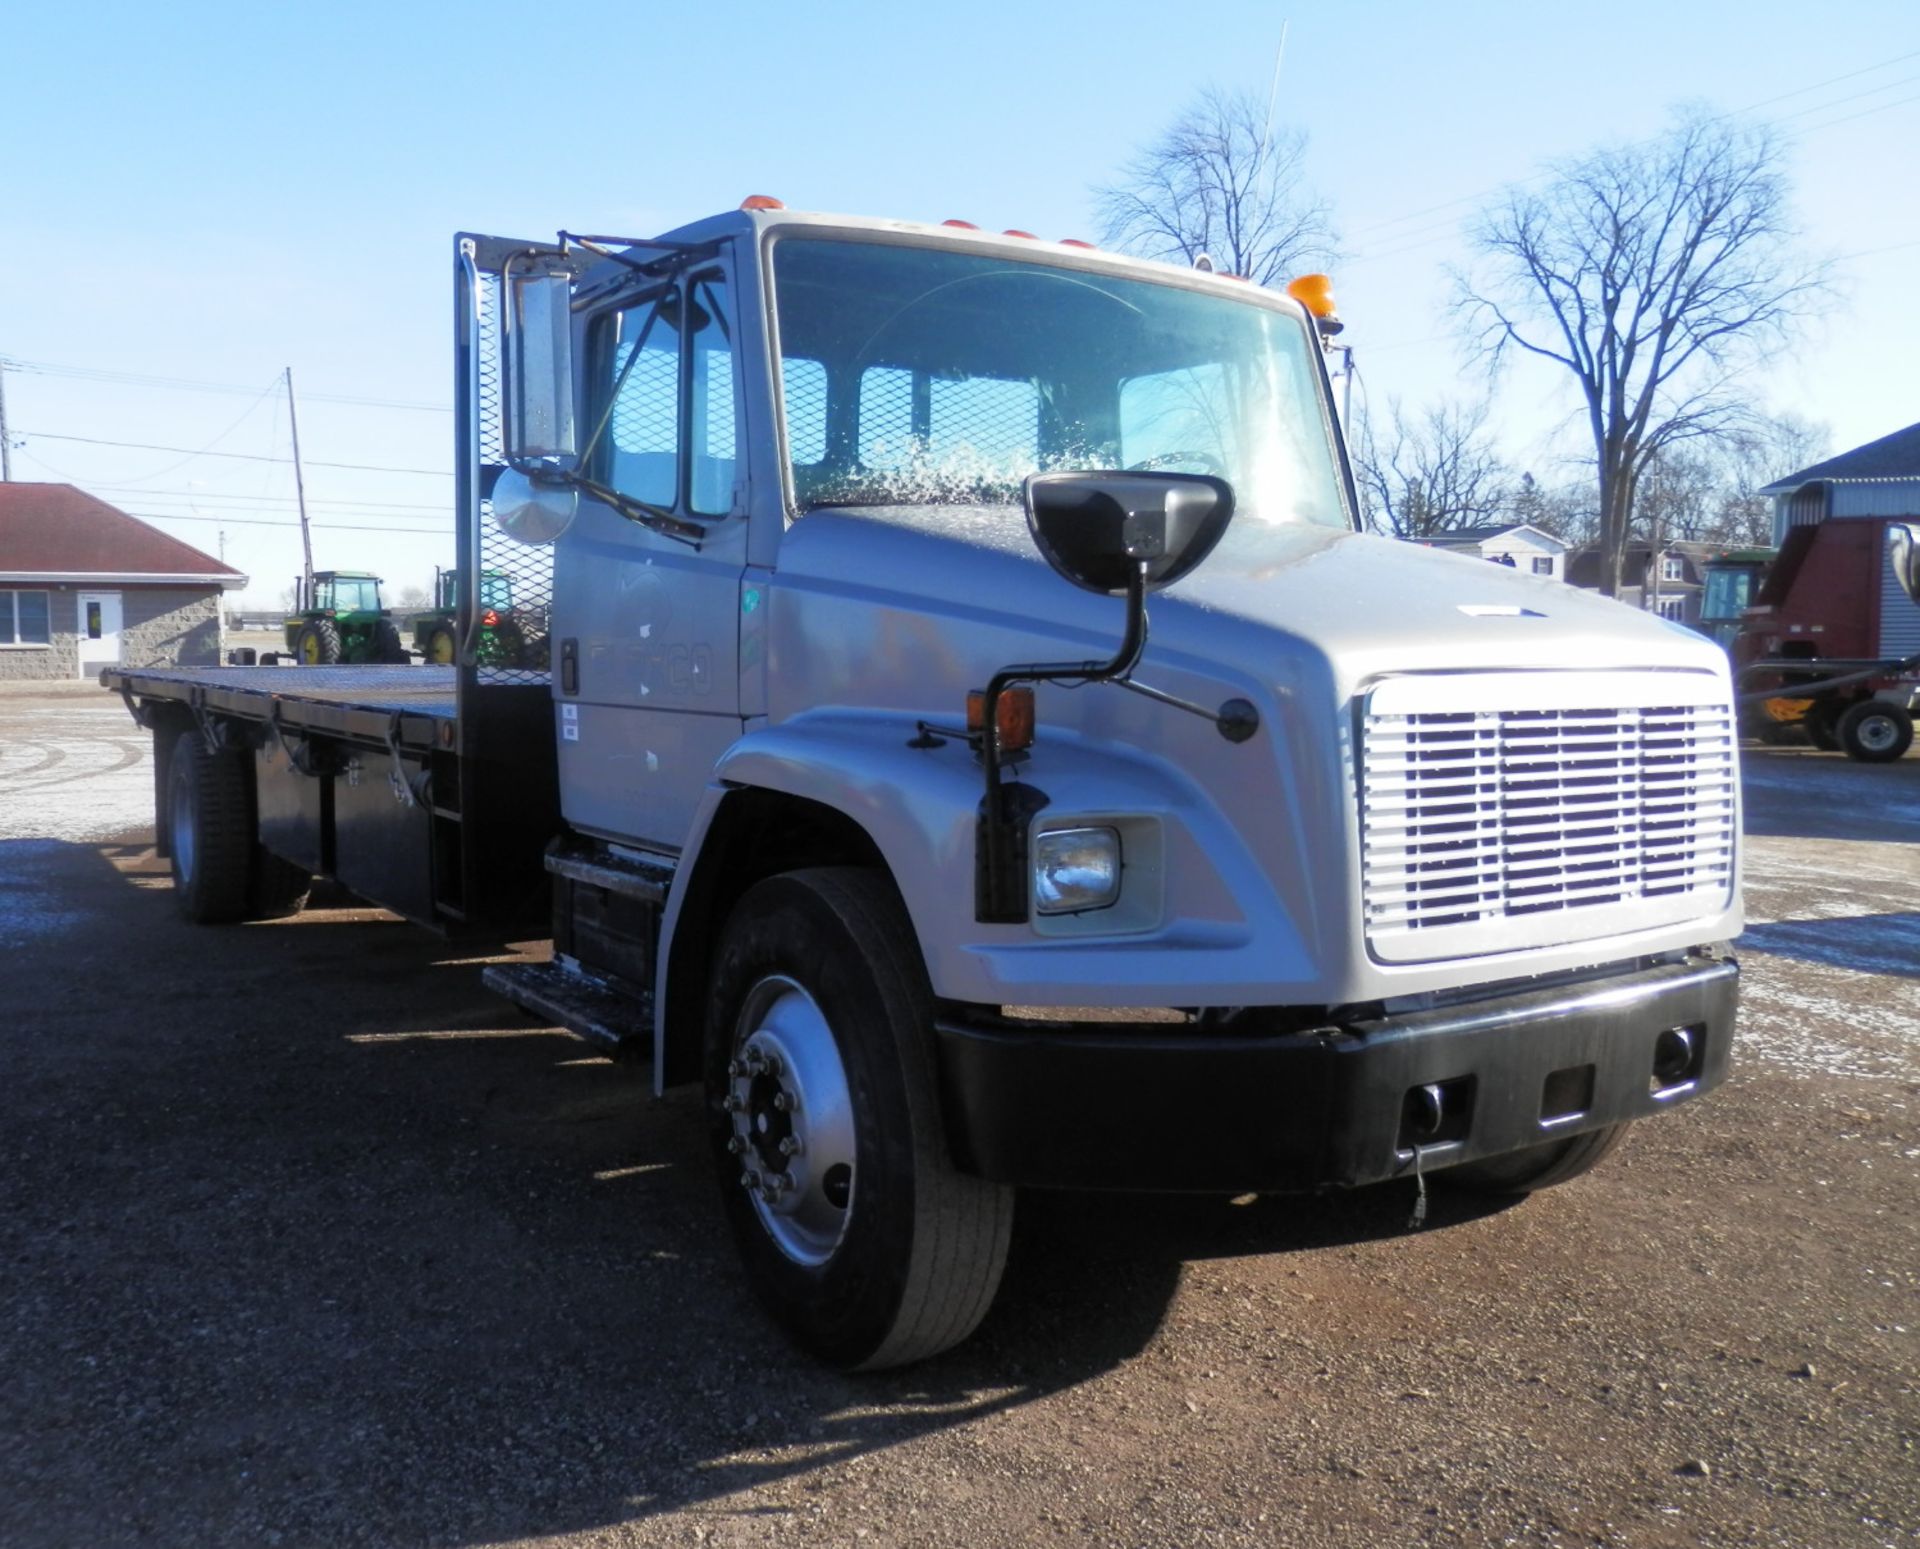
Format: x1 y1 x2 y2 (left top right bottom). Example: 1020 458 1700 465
553 256 747 852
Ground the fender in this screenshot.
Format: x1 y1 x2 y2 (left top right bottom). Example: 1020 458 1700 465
654 709 1321 1082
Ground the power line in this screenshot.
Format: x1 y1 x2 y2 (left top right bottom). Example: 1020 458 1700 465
77 485 453 513
19 430 451 476
0 355 451 413
121 509 452 536
1347 47 1920 241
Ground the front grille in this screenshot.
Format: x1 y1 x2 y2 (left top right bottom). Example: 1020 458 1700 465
1360 681 1737 962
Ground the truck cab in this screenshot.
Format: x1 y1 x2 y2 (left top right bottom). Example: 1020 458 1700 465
471 204 1741 1366
112 205 1743 1370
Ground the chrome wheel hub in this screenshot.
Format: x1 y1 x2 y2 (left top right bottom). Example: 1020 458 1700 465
726 975 856 1267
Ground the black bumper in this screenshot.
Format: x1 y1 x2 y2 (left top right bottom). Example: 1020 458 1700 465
934 955 1737 1192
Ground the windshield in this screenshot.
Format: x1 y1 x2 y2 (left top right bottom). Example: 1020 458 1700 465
1700 566 1754 623
770 237 1350 530
323 578 379 612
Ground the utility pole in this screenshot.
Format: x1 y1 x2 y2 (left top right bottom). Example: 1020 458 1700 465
0 358 13 481
284 367 313 589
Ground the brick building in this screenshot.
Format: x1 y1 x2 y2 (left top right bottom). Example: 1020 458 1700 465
0 484 246 682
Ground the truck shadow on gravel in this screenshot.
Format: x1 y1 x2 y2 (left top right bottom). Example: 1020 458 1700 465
0 836 1506 1549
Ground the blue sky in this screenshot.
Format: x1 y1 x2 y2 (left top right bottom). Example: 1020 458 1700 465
3 0 1915 606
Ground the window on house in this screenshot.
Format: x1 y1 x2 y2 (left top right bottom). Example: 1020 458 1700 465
1661 555 1685 581
1657 597 1686 620
1531 556 1554 575
0 590 52 646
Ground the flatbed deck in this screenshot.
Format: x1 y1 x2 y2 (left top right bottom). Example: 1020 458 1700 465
104 665 457 750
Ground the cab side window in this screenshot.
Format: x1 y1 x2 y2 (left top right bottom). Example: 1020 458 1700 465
594 270 739 517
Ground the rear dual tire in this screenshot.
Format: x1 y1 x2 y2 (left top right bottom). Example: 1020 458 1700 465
706 868 1014 1370
168 732 312 924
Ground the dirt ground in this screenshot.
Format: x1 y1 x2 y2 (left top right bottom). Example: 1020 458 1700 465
1 687 1915 1548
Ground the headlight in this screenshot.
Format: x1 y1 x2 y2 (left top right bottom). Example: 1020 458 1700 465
1033 826 1121 914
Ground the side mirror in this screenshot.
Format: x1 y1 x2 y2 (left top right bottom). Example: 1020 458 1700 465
1023 471 1234 596
1892 524 1918 603
501 262 579 467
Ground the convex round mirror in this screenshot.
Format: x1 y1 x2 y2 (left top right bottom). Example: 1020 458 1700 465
1891 524 1918 604
489 466 579 545
1022 471 1235 595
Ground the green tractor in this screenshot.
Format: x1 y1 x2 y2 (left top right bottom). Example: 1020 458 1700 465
412 567 549 669
284 571 409 665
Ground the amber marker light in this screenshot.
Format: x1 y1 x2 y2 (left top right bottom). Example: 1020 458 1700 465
739 194 785 211
967 687 1036 753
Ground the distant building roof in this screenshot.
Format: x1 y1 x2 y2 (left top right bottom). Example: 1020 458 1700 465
0 483 247 586
1758 421 1920 494
1424 523 1568 550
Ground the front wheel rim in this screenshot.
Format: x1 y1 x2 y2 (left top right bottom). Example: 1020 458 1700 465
1858 714 1899 753
726 975 858 1267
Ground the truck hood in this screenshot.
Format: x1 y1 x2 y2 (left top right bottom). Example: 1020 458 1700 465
775 505 1731 699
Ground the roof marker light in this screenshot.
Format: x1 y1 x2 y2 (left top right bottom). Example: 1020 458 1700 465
739 194 785 211
1059 238 1096 249
1003 229 1037 240
942 219 979 229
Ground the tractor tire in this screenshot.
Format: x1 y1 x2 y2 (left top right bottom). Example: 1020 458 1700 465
1837 700 1914 763
168 732 256 923
1444 1123 1631 1196
705 868 1014 1370
373 618 409 664
1804 698 1843 752
296 620 342 665
421 624 457 665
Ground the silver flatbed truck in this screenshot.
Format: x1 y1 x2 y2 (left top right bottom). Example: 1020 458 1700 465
107 204 1742 1368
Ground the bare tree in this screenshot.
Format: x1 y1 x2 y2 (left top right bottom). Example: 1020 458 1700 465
1457 109 1829 596
1356 396 1510 539
392 583 434 613
1093 87 1336 286
1713 411 1830 546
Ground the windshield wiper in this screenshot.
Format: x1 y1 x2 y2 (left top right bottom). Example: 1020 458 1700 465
569 474 706 547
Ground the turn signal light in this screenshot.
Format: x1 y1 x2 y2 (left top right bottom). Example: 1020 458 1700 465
739 194 785 211
967 686 1035 753
481 609 500 627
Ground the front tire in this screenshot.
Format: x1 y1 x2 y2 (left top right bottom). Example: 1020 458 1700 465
705 868 1014 1369
1837 699 1913 762
296 620 341 665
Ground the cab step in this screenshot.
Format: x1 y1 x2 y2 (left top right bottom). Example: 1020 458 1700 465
483 957 651 1059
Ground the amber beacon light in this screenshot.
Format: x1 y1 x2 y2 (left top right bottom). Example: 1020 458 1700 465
1285 273 1345 336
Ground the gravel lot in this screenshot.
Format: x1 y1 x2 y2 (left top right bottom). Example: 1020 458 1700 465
1 685 1915 1548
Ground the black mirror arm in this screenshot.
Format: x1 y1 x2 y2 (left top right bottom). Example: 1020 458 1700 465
977 564 1148 921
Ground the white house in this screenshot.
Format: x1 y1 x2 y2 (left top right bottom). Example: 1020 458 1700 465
1420 524 1568 580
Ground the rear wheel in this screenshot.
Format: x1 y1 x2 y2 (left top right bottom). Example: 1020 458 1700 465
422 624 456 665
705 868 1014 1369
1837 699 1914 762
1445 1123 1630 1195
372 618 409 664
296 620 341 665
169 732 255 923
